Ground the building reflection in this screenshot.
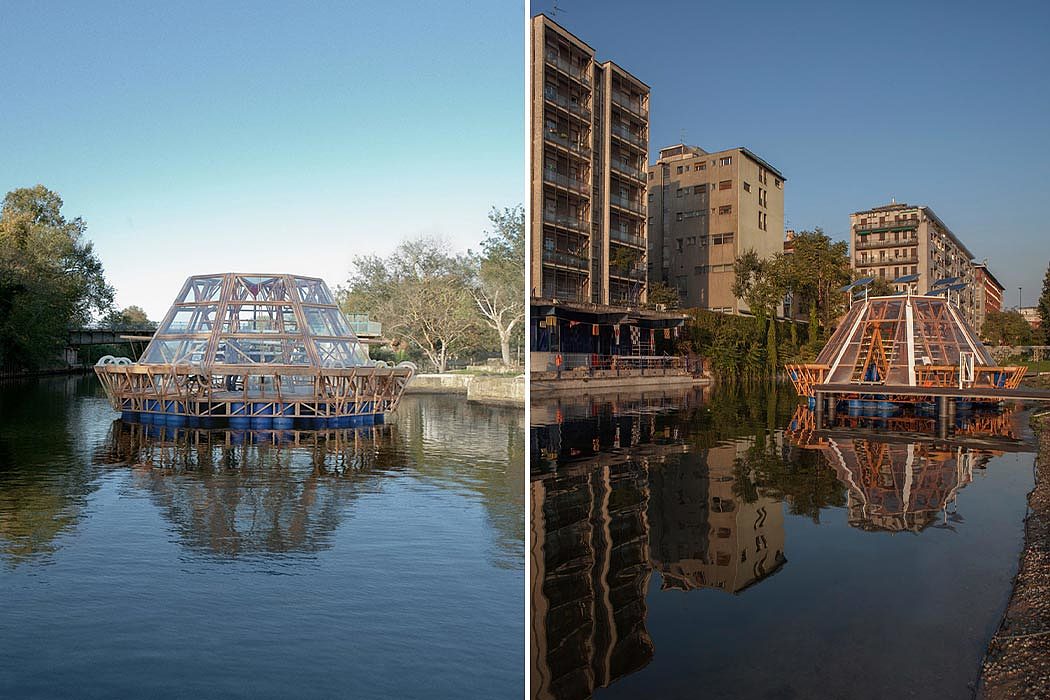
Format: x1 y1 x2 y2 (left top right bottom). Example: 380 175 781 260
787 404 1029 533
530 389 786 700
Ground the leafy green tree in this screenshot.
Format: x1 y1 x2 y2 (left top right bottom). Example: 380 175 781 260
0 185 114 370
1038 261 1050 342
780 229 852 332
647 280 681 309
341 237 480 373
103 305 154 329
470 206 524 367
981 309 1034 346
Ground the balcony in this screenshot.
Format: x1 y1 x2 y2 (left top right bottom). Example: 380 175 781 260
855 219 920 234
610 228 646 249
543 211 589 234
609 264 646 282
543 169 588 194
544 91 590 121
543 130 591 157
545 52 590 85
608 194 645 216
610 159 646 183
610 124 647 150
860 254 920 266
543 249 589 270
854 236 919 250
611 90 646 119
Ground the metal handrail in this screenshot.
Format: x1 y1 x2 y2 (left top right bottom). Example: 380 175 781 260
542 211 589 233
542 249 589 270
543 169 588 193
545 53 590 84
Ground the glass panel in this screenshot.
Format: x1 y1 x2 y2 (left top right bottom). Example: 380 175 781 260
222 304 298 334
141 339 209 364
176 276 224 303
314 340 368 367
231 276 290 302
302 306 353 337
295 277 334 304
158 305 219 334
214 339 311 365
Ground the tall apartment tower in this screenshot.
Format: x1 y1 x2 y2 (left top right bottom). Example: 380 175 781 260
647 145 786 313
849 203 981 328
530 14 650 305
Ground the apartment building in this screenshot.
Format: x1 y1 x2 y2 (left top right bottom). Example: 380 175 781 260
530 14 650 305
973 261 1005 330
647 144 786 313
849 203 981 328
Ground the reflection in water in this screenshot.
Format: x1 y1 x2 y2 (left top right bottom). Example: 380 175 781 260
94 422 406 556
531 387 1033 700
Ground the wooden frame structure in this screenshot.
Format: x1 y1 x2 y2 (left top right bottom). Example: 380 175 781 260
786 293 1025 403
95 273 415 427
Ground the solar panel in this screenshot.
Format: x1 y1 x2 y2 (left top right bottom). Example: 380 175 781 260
946 282 968 292
892 273 920 283
853 276 875 287
837 282 855 293
852 290 869 301
931 276 960 288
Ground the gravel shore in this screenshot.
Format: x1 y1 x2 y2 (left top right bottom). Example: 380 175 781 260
978 408 1050 698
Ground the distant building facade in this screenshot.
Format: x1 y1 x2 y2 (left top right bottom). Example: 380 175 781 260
1020 306 1042 329
647 144 786 314
849 203 981 328
972 262 1005 331
530 14 650 306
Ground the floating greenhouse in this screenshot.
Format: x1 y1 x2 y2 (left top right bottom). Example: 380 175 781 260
95 273 415 428
786 292 1026 402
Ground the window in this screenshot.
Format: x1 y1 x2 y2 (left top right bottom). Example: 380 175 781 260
775 178 782 188
719 156 732 166
694 184 706 194
648 193 654 202
695 163 706 171
662 165 670 177
718 205 732 215
676 238 683 252
648 172 654 181
677 165 684 174
687 236 697 245
676 212 683 221
743 182 751 192
711 233 734 245
718 180 732 190
676 188 684 197
695 265 709 274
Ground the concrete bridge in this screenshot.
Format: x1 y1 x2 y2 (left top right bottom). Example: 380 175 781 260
68 327 156 347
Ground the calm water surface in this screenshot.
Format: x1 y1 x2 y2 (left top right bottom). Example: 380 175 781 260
0 375 524 699
531 385 1036 700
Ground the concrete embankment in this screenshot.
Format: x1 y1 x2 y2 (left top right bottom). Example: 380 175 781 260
979 408 1050 698
405 373 524 406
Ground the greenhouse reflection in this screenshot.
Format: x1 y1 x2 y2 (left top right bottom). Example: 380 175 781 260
95 420 406 556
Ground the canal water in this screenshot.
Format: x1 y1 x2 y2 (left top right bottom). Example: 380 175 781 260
0 375 524 699
531 385 1037 700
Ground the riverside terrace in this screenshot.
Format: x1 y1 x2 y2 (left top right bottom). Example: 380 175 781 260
529 298 694 385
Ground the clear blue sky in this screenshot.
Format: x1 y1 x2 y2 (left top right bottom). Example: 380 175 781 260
532 0 1050 307
1 1 525 320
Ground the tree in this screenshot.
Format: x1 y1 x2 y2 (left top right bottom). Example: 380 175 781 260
342 237 479 373
864 275 895 297
647 281 681 309
103 305 154 329
470 206 524 367
1038 261 1050 342
0 185 114 370
779 229 851 332
982 309 1034 346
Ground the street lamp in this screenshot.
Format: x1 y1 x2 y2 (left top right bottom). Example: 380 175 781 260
1019 286 1023 310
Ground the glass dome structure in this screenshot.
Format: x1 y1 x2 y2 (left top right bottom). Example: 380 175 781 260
95 273 415 428
786 293 1025 398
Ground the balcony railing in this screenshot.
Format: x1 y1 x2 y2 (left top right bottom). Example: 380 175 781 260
345 314 382 337
859 255 920 266
543 130 591 156
855 236 919 250
855 219 920 234
542 211 589 234
543 249 589 270
611 124 647 149
608 194 645 216
543 169 588 194
610 228 646 248
544 91 590 120
610 160 646 182
609 264 646 281
611 90 646 118
545 53 590 85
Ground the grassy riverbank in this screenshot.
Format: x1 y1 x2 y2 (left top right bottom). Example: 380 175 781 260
979 407 1050 698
